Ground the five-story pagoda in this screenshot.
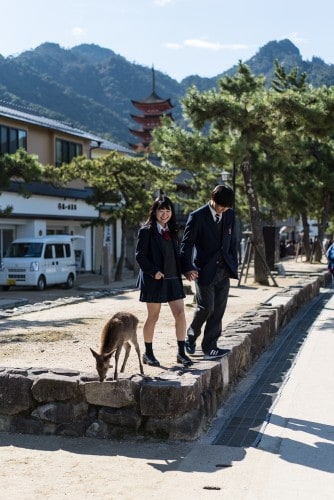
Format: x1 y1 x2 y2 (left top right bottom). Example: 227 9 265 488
129 68 174 152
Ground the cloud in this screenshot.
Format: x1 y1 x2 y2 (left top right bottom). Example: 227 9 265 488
71 27 85 38
184 39 248 51
164 42 183 50
164 38 248 51
153 0 174 6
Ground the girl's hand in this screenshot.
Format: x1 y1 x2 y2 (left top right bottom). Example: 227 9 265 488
185 270 198 281
154 271 164 280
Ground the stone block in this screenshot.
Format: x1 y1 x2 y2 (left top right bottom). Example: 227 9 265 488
84 378 140 408
11 415 44 435
32 401 88 423
32 373 81 402
0 414 12 432
145 406 205 440
140 377 201 417
85 420 110 439
99 407 142 430
0 372 34 415
57 420 91 437
50 368 81 377
202 389 218 418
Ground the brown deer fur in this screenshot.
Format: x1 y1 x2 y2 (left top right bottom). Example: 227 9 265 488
90 312 144 382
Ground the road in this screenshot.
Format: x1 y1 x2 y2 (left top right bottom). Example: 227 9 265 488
0 272 111 306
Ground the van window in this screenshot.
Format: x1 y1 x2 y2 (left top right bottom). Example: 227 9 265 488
55 244 65 258
6 242 43 258
44 245 53 259
64 244 71 257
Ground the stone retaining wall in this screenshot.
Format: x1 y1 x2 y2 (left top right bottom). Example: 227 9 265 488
0 273 326 441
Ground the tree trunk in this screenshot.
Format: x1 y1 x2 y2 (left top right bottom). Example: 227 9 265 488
114 218 126 281
312 236 322 263
301 212 311 261
241 159 269 285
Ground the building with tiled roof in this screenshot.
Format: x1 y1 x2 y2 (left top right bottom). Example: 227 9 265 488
0 102 130 274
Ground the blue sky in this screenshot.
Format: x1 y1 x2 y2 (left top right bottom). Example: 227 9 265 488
4 0 334 81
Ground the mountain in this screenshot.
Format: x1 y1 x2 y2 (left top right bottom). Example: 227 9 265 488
230 39 334 86
0 39 334 146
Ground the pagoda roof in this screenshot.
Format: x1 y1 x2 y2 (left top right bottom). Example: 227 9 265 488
131 66 174 113
133 90 172 105
131 95 173 114
129 142 151 152
130 113 173 129
129 128 152 141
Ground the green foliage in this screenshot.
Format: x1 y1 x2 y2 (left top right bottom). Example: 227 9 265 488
0 149 43 214
272 61 307 92
152 120 224 209
270 66 334 233
49 151 177 226
0 149 43 193
152 59 334 279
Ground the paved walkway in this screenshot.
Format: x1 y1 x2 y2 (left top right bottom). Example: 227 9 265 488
155 288 334 500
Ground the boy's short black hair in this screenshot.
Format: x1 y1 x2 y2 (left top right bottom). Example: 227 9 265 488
211 184 234 207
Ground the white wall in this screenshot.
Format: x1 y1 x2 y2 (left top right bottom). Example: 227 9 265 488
0 191 99 271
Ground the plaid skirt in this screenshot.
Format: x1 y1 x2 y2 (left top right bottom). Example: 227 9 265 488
139 277 185 303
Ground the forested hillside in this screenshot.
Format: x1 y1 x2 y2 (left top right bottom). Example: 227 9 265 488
0 39 333 145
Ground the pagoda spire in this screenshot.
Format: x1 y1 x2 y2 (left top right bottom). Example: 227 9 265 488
152 66 156 94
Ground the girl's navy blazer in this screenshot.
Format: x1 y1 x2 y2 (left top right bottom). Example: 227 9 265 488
135 224 183 289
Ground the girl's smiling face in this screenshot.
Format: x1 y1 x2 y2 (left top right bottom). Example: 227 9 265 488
156 207 172 228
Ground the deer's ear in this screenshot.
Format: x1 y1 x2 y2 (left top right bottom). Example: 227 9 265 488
90 348 99 359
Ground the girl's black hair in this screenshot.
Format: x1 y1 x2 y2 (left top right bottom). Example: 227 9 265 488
144 195 178 233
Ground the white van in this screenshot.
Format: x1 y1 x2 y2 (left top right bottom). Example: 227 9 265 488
0 235 80 291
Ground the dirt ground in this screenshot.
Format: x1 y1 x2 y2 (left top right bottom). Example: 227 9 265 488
0 275 305 377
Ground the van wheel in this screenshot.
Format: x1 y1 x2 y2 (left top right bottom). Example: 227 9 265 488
36 276 46 291
65 274 74 289
2 285 9 291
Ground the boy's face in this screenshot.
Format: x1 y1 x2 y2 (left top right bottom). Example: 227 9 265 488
211 201 230 214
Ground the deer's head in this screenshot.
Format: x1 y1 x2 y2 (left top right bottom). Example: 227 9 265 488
90 348 115 382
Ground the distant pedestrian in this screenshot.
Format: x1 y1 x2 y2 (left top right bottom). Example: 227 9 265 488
180 184 238 359
135 195 193 368
326 241 334 274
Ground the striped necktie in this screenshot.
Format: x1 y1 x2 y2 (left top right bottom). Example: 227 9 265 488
215 214 220 224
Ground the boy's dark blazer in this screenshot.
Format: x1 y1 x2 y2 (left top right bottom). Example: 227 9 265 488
180 204 238 286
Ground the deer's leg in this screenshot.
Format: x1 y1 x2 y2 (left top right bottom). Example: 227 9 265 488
133 339 144 374
120 342 131 372
114 345 123 380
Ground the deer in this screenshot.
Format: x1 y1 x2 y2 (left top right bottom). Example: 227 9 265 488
90 312 144 382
